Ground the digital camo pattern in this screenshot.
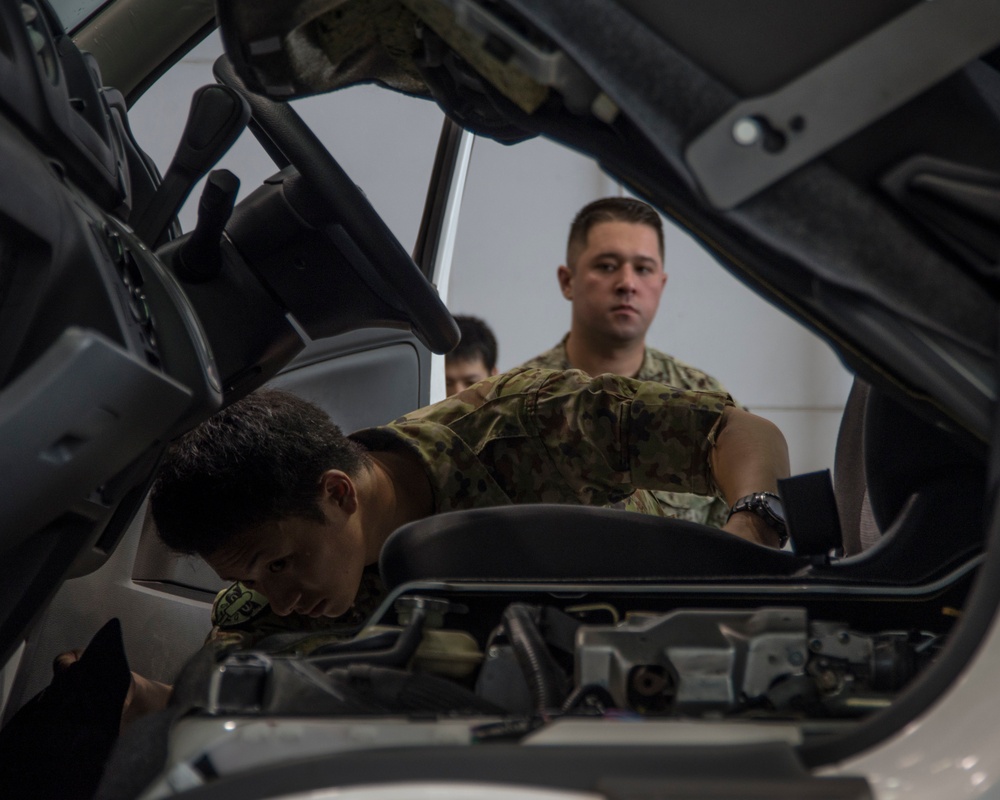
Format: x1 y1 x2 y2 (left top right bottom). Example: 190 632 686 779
520 337 731 393
360 367 731 512
212 367 731 647
520 338 735 527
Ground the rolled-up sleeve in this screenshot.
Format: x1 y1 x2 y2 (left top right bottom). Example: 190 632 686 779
527 370 732 502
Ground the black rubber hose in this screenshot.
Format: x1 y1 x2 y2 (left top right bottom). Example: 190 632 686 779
502 604 571 712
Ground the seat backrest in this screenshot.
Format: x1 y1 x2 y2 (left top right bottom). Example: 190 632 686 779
864 386 985 535
833 377 873 556
823 376 987 580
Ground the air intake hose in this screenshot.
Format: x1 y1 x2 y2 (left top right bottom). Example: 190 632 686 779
501 603 570 712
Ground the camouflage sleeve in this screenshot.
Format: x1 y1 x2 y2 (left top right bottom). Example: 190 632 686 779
665 359 747 412
529 370 733 499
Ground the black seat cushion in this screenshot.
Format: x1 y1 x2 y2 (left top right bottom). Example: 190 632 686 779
380 504 804 590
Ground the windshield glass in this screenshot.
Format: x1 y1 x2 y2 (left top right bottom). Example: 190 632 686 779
48 0 109 32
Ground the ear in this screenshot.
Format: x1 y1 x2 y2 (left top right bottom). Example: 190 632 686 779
557 264 574 300
490 366 499 377
319 470 359 514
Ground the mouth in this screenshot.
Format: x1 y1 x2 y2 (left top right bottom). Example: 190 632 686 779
611 304 638 314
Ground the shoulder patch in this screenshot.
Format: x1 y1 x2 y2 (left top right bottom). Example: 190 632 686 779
212 582 271 629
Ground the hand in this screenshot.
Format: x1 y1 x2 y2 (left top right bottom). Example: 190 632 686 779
55 649 173 731
121 671 173 729
722 510 783 548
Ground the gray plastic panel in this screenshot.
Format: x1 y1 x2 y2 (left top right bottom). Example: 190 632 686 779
0 327 191 551
269 337 422 430
685 0 1000 208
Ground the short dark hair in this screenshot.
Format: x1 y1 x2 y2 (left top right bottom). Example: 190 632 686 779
449 315 498 371
567 196 664 267
150 388 370 557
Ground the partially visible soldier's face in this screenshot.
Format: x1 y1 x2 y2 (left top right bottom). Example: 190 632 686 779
205 474 367 620
560 221 666 345
445 356 496 396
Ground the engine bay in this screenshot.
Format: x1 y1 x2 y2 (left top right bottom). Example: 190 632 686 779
132 571 967 793
194 575 965 728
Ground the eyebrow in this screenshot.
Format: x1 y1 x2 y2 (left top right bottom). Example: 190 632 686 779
590 251 659 264
246 551 261 570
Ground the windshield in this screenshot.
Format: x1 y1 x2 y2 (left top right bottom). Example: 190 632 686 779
48 0 108 31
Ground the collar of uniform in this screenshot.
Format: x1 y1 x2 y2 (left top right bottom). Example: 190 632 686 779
561 332 654 380
551 333 572 369
637 346 659 381
350 424 513 512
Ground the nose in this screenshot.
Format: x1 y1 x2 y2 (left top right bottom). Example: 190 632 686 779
615 264 637 294
262 580 299 616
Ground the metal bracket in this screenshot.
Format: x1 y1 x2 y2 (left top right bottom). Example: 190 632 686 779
685 0 1000 210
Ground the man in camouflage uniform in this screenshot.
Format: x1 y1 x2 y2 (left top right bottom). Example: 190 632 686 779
151 368 788 650
521 196 736 527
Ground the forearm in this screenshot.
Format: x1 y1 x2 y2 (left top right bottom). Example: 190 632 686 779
710 407 790 502
710 407 791 546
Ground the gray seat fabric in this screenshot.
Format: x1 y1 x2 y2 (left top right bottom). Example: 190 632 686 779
834 377 876 556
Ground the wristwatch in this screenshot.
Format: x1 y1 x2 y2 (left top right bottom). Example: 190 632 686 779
727 491 788 548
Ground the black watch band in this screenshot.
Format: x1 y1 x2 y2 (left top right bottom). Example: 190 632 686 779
727 491 788 548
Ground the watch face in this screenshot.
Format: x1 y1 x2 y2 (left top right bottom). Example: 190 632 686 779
762 494 784 517
730 493 786 532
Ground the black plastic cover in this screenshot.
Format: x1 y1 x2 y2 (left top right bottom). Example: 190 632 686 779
0 0 129 212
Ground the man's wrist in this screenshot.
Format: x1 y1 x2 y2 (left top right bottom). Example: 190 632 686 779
727 491 788 548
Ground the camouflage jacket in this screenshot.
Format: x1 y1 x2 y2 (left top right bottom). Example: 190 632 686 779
211 367 732 652
520 337 734 527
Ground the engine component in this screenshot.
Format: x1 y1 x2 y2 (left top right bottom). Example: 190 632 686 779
574 607 931 717
576 608 809 714
192 599 932 722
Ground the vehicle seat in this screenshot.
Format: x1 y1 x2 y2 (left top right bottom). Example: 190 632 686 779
818 378 987 583
833 377 874 556
379 504 804 591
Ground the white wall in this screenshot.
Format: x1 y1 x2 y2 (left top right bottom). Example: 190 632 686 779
129 33 853 478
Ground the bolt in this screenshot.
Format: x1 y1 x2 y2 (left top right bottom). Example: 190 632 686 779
817 670 839 691
788 651 804 667
732 117 761 146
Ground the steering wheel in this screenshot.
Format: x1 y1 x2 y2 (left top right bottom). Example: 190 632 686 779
212 56 459 355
